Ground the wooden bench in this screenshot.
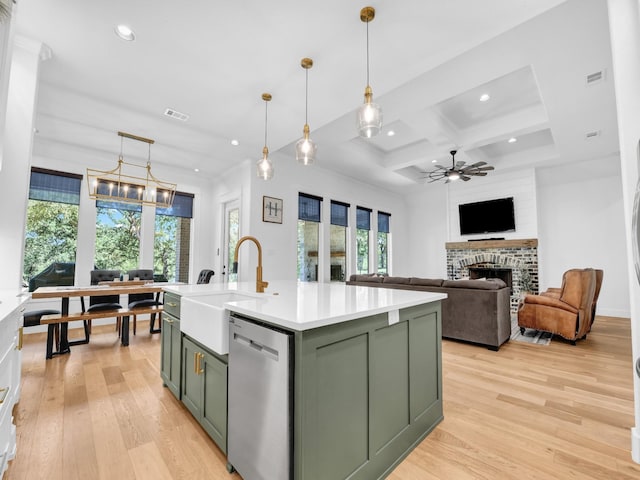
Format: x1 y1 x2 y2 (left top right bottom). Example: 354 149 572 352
41 305 164 358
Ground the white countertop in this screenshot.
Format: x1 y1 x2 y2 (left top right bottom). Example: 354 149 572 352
164 281 446 331
0 290 30 320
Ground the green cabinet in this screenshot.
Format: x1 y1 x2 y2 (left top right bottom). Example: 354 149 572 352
293 301 442 480
160 311 181 398
182 336 228 454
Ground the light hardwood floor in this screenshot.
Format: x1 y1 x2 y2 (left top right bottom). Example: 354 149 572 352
7 316 640 480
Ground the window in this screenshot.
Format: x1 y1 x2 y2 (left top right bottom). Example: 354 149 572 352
155 192 194 282
377 211 391 275
298 193 322 282
356 206 371 274
95 200 141 273
23 168 82 290
330 201 349 281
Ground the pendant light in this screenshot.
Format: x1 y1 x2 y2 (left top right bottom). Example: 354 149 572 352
295 57 317 165
357 6 382 138
256 93 274 180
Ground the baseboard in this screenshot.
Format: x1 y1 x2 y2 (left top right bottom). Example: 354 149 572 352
632 427 640 464
597 308 631 318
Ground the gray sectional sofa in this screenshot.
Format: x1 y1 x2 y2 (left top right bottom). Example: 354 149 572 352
346 274 511 350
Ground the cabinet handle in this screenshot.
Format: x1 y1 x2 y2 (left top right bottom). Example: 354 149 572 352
0 387 8 404
165 318 174 324
167 302 177 307
16 327 23 351
194 352 199 374
198 353 205 374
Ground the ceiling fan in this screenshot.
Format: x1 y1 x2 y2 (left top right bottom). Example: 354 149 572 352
425 150 494 183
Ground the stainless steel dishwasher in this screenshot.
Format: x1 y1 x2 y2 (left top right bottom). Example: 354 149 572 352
227 314 293 480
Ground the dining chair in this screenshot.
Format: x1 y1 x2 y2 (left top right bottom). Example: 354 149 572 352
197 269 214 284
81 269 123 334
127 269 162 334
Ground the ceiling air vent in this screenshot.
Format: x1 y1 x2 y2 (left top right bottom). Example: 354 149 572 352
585 130 601 139
164 108 189 121
586 70 605 85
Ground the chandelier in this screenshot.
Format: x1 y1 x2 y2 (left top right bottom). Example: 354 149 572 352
87 131 176 208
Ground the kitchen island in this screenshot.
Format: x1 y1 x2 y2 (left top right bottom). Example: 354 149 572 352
163 281 446 480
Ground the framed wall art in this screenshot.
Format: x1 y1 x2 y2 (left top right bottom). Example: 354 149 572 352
263 196 283 223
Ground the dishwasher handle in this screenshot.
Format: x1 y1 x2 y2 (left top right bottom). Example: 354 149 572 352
233 332 279 361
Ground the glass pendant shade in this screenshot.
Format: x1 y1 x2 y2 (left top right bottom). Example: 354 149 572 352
357 88 383 138
296 124 317 165
256 146 273 180
448 171 460 181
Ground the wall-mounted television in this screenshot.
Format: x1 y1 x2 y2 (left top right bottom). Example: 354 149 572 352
458 197 515 235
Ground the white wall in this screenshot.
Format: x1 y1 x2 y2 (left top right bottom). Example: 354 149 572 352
405 183 449 279
448 169 538 242
607 0 640 461
402 160 629 317
537 157 629 317
215 151 409 285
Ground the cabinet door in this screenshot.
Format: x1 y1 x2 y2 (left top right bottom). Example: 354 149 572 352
181 337 203 419
201 352 228 454
160 313 181 398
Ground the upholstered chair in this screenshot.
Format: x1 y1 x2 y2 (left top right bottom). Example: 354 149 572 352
541 269 603 335
517 268 597 344
197 269 214 284
81 269 123 333
127 269 162 334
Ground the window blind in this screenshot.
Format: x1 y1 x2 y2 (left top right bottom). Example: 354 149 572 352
330 200 349 227
378 211 391 233
356 206 371 230
299 193 322 222
156 192 194 218
29 167 82 205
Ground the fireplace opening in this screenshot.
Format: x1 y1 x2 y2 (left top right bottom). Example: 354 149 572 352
469 267 512 293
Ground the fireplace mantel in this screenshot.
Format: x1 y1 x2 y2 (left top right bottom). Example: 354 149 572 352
445 238 538 250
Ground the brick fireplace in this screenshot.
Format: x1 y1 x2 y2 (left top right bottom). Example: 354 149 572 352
445 239 538 314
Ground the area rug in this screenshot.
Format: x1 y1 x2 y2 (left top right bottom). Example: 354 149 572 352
510 317 553 345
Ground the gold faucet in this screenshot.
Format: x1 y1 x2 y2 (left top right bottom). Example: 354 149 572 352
233 236 269 293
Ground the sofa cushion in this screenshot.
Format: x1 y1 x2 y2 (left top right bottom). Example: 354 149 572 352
442 278 506 290
383 276 411 284
351 274 384 283
409 277 444 287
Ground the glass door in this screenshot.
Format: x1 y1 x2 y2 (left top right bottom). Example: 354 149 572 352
223 200 240 285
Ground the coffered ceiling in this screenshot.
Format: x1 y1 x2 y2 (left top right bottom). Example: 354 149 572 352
13 0 618 193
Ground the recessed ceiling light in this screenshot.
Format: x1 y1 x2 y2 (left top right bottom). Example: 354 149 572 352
387 130 395 137
508 137 517 143
194 168 200 173
115 24 135 41
231 139 239 146
479 93 490 102
431 159 437 163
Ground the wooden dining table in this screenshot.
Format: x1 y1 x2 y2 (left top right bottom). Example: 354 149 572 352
32 282 168 356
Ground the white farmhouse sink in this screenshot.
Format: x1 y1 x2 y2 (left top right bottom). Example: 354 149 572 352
180 292 256 355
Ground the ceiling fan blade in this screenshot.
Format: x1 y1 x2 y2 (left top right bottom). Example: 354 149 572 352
470 172 488 176
477 166 494 171
464 161 487 169
461 175 471 181
434 164 447 169
455 161 465 168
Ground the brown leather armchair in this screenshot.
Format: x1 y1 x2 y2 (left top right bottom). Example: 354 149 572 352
540 269 603 335
517 268 597 344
